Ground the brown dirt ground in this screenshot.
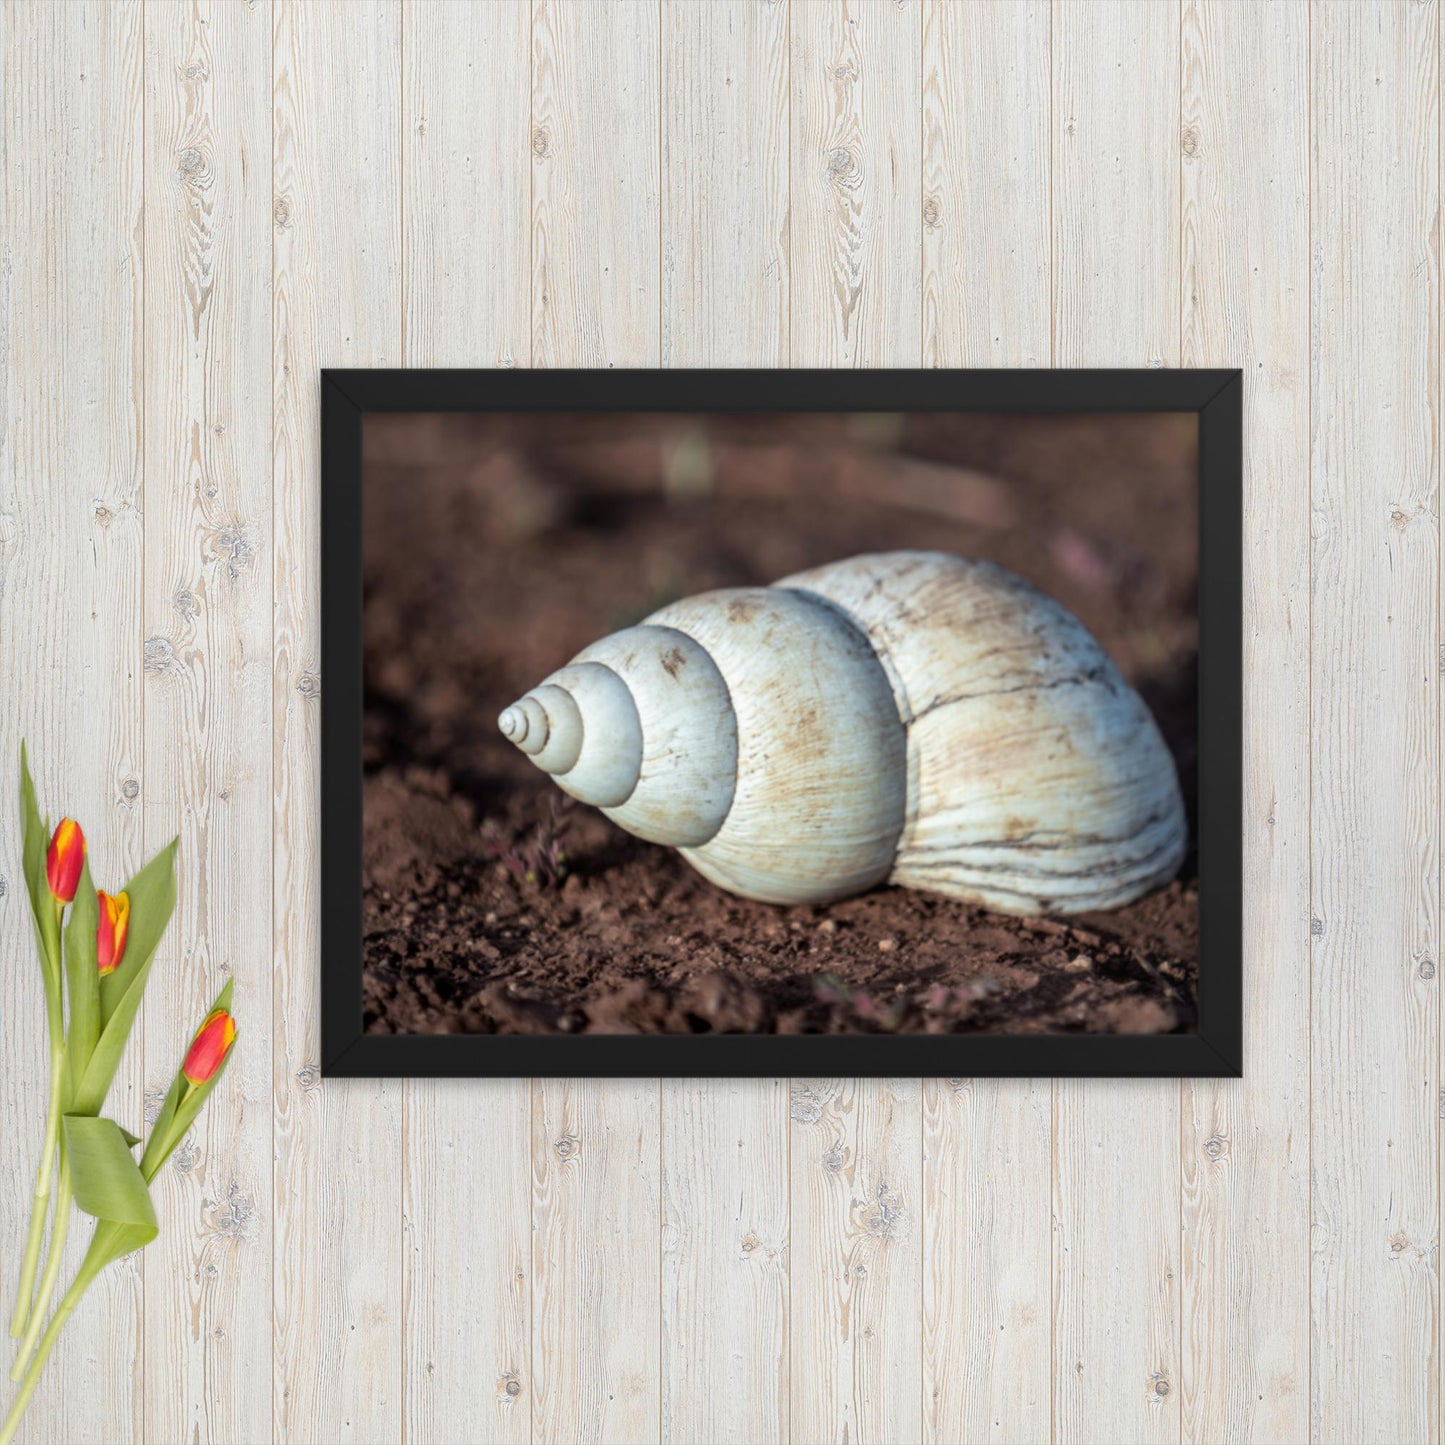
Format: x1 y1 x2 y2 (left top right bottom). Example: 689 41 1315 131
362 410 1199 1036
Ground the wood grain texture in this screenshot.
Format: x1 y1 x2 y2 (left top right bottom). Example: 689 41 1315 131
399 6 532 1442
1050 5 1182 1442
1178 4 1311 1441
923 1078 1051 1444
531 0 660 368
271 3 403 1442
1310 3 1440 1441
0 5 146 1442
788 1078 923 1445
403 0 530 373
661 0 789 367
660 1079 789 1444
790 0 922 366
530 1079 661 1445
921 0 1050 368
141 3 273 1441
0 5 1435 1443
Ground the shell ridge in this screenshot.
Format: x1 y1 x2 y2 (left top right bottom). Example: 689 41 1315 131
631 622 738 846
570 659 639 806
577 623 739 847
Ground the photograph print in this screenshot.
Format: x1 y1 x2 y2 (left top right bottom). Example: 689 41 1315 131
323 370 1241 1077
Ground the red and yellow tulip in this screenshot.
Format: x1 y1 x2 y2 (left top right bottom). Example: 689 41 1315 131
96 891 130 975
181 1008 237 1087
45 819 84 904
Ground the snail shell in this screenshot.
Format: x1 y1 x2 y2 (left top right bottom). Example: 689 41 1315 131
499 551 1187 915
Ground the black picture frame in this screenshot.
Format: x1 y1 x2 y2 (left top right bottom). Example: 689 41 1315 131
322 368 1242 1079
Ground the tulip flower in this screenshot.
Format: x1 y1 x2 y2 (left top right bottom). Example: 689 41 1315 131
181 1007 237 1087
95 891 130 975
45 819 84 904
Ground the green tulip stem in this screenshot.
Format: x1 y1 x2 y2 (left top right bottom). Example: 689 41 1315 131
10 1144 71 1382
0 1240 98 1445
7 1018 64 1339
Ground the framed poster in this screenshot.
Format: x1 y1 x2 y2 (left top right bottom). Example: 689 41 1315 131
321 369 1240 1078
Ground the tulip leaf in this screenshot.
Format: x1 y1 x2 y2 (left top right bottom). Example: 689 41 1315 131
18 742 60 980
72 841 177 1117
62 1116 157 1240
64 861 101 1093
98 839 176 1029
141 978 236 1183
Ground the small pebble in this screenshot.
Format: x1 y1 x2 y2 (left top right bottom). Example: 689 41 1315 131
1065 954 1093 973
817 919 838 935
877 937 897 953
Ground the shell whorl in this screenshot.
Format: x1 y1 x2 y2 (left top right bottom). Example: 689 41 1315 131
501 626 738 847
775 551 1188 915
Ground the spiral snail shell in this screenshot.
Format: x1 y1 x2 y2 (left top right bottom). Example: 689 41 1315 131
499 551 1187 916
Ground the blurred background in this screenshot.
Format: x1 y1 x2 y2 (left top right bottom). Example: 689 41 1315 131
362 411 1198 1036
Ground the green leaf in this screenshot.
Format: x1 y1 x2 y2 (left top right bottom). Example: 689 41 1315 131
98 839 176 1029
70 1217 157 1301
118 1127 142 1149
62 1116 157 1242
141 978 236 1183
73 840 177 1117
18 742 60 985
64 861 101 1093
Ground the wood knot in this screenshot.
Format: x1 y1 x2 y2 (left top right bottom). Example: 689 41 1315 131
553 1133 579 1161
144 636 177 674
826 147 858 182
208 1182 256 1240
273 194 292 229
177 146 207 180
0 877 8 899
1202 1134 1228 1161
922 195 942 230
174 588 198 619
531 128 551 159
296 671 320 700
860 1181 902 1238
790 1087 823 1124
1152 1376 1171 1398
1419 956 1436 980
121 778 139 802
207 523 255 579
295 1064 320 1091
1180 125 1201 160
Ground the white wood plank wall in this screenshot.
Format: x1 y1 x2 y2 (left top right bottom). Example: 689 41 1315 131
0 2 1428 1442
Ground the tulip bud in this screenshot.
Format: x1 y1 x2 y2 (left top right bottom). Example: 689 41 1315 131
45 819 85 904
181 1007 237 1086
96 890 130 975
